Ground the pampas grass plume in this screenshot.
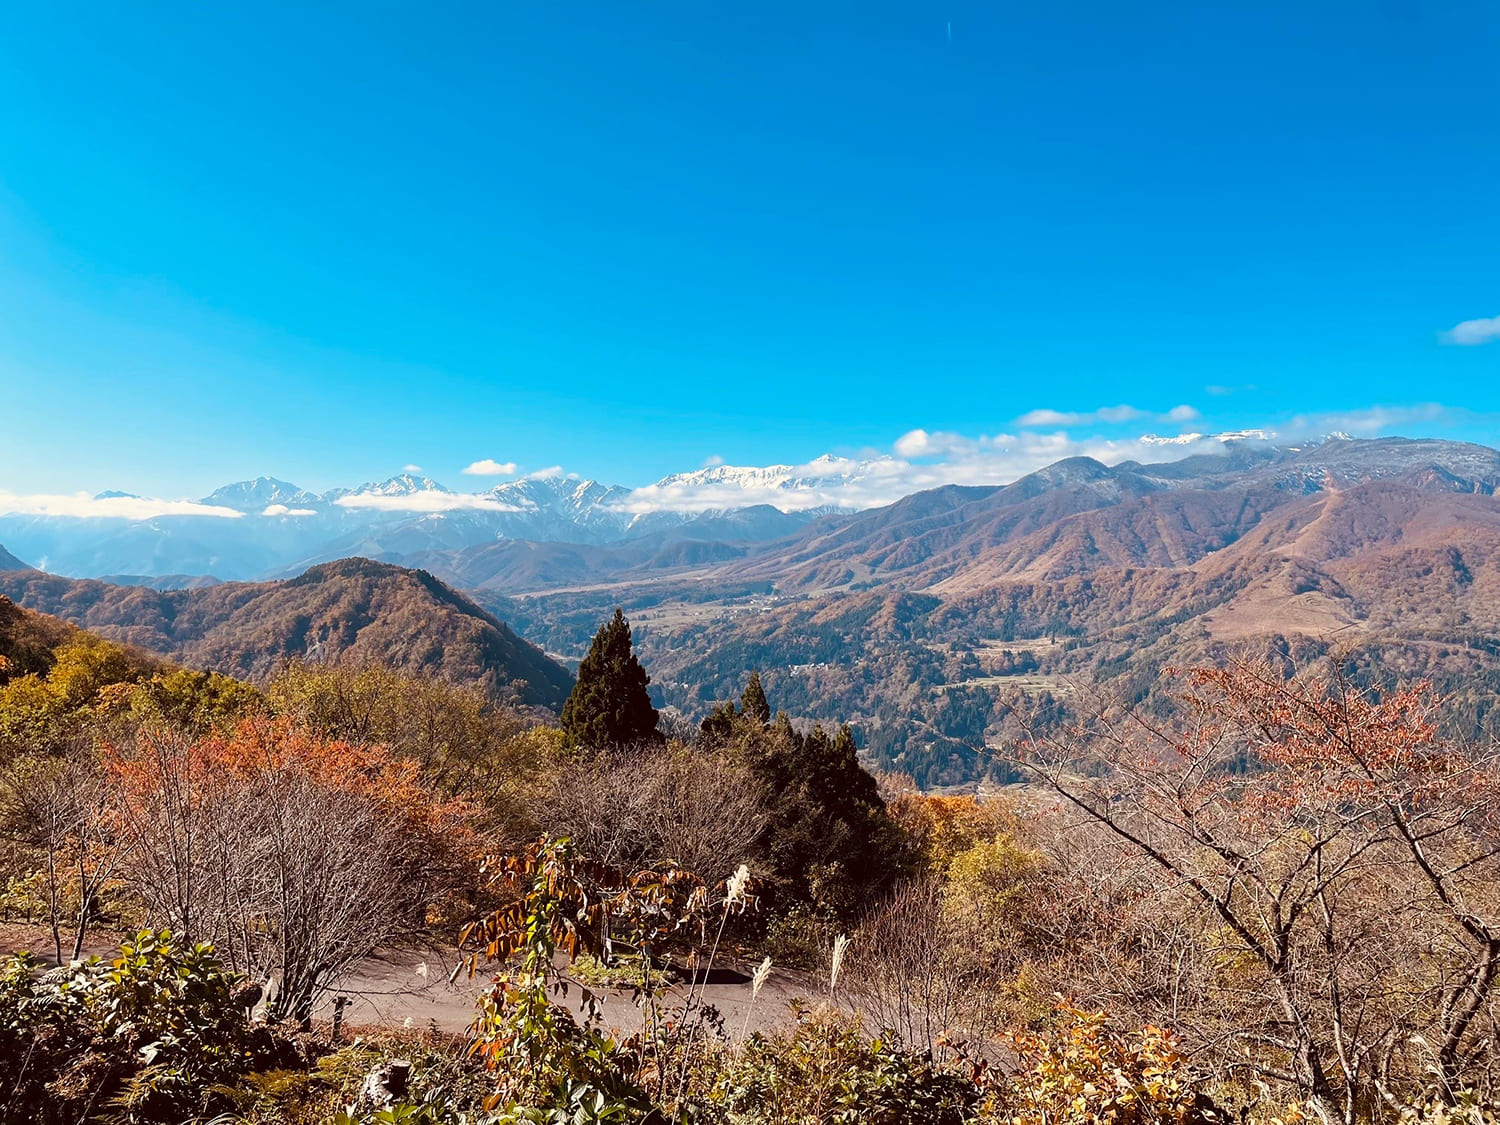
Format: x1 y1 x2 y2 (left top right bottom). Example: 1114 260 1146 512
830 933 850 993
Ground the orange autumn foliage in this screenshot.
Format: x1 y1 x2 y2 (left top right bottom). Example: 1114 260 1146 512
105 716 481 863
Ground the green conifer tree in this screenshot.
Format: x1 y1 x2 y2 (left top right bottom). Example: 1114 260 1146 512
740 671 771 726
560 608 660 749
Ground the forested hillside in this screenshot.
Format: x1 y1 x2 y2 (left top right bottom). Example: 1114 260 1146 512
493 438 1500 785
0 557 573 710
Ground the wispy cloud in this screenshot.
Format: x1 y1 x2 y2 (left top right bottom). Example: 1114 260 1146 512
1440 315 1500 346
262 504 317 517
333 492 521 513
1014 404 1198 427
403 463 423 473
461 458 518 476
522 466 565 480
1016 404 1142 426
0 493 245 520
1274 403 1451 438
702 454 725 467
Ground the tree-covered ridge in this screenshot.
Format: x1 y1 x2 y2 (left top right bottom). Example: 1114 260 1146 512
0 558 573 710
0 593 77 681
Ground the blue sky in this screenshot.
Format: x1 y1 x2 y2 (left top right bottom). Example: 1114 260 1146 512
2 0 1498 501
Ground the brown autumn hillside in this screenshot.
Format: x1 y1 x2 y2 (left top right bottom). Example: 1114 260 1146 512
483 438 1500 786
0 557 573 710
7 437 1499 785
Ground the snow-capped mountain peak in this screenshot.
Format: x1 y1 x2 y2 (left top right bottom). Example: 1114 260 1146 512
202 477 322 511
1138 429 1273 448
648 456 880 493
345 474 452 498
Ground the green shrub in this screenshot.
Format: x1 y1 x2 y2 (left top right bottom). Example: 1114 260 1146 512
693 1005 977 1125
0 929 267 1124
762 905 831 970
570 953 673 990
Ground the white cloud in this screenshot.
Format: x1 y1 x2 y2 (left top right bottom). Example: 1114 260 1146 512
0 492 244 520
893 429 981 458
522 465 565 480
1017 405 1145 426
333 492 522 513
403 463 423 473
702 454 725 467
461 458 518 476
262 504 317 517
892 429 933 458
1015 404 1199 428
1274 403 1450 439
1440 315 1500 346
1016 408 1095 427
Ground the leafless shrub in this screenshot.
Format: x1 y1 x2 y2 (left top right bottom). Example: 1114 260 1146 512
108 719 468 1024
0 740 131 962
544 745 765 879
1021 660 1500 1121
842 877 993 1057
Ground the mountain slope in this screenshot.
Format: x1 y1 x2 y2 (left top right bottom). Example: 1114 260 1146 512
0 594 82 681
0 544 30 572
0 558 573 709
492 438 1500 786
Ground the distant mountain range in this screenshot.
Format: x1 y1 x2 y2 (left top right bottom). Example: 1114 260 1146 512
7 435 1500 787
471 436 1500 785
0 436 1344 584
0 468 849 581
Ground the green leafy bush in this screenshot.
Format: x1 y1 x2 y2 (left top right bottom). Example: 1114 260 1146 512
0 929 266 1124
693 1005 977 1125
762 907 832 971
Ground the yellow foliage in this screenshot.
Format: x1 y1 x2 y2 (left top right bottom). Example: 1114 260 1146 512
890 793 1026 873
987 1002 1211 1125
0 636 150 747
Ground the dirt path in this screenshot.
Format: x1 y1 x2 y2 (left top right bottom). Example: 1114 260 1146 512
320 948 821 1035
1 923 821 1037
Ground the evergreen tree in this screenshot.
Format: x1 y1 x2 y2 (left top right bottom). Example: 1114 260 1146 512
560 608 660 750
740 671 771 726
698 673 899 917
